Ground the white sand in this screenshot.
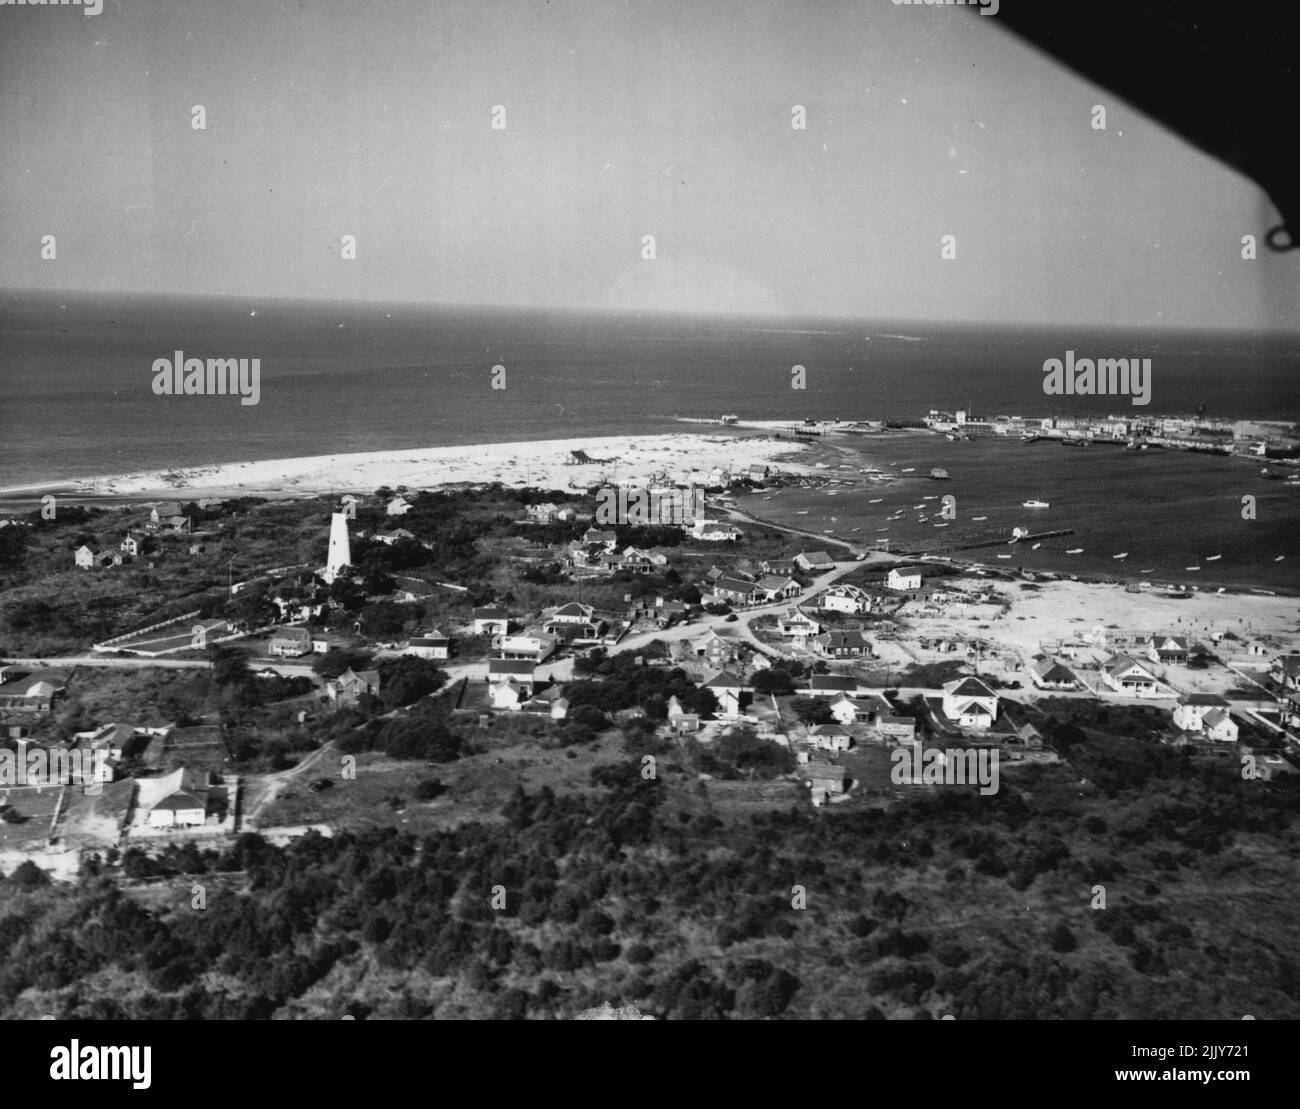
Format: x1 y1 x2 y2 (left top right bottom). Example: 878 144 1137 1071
75 433 816 500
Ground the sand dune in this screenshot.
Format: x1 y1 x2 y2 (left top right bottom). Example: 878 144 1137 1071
76 433 816 500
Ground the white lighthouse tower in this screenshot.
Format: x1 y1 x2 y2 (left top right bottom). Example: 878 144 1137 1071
323 512 352 584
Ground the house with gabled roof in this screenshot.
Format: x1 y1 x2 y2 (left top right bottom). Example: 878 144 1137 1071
941 676 999 729
582 528 619 550
1101 654 1166 697
801 674 861 697
758 575 801 601
712 575 766 606
878 715 917 742
1031 659 1078 691
1173 693 1230 732
74 544 96 570
491 678 531 711
820 584 870 614
1146 634 1190 665
268 625 313 657
550 601 596 625
1201 707 1238 743
887 566 924 592
326 668 381 707
386 495 413 516
701 668 744 717
666 694 701 733
146 768 219 828
1269 654 1300 691
795 551 835 572
810 723 854 753
761 559 796 577
407 629 451 660
804 761 848 802
692 520 743 542
0 668 69 713
828 692 890 727
780 609 822 638
814 629 871 659
472 607 511 635
487 658 536 696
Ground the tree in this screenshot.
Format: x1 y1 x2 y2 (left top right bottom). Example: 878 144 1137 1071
313 647 375 680
7 859 50 889
790 696 833 725
414 778 446 801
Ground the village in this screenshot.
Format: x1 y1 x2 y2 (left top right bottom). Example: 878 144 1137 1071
0 458 1297 881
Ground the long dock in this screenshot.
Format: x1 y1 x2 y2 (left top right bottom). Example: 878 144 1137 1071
906 528 1076 556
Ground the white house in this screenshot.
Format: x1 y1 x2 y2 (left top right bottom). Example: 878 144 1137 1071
1202 708 1239 743
147 768 216 828
809 723 854 753
828 693 889 727
120 534 142 558
886 567 923 592
472 607 511 635
497 633 558 664
692 520 743 542
386 495 413 516
795 551 835 572
268 626 313 658
941 676 999 729
549 601 597 625
758 575 801 601
1173 692 1229 731
74 544 96 570
780 610 822 638
491 678 530 711
407 629 450 660
1030 659 1078 691
701 669 744 717
487 659 536 699
1101 654 1166 697
821 585 869 614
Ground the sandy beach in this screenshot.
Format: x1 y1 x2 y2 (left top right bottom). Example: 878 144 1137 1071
53 433 817 501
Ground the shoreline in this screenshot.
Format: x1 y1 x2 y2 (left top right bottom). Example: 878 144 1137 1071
0 432 820 503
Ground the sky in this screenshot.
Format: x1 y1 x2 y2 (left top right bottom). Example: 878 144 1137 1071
0 0 1295 330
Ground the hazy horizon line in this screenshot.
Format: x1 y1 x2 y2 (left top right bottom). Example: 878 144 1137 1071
3 286 1298 343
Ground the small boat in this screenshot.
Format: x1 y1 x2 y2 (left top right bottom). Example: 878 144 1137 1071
795 510 808 515
922 495 937 501
823 529 835 534
1022 499 1050 509
933 522 949 528
1113 553 1128 559
869 498 883 504
997 554 1012 559
972 516 987 521
1252 588 1277 596
1275 555 1286 562
1140 569 1154 574
1186 566 1200 571
1031 543 1041 550
1067 548 1083 554
901 467 916 473
1217 587 1226 594
851 527 862 532
1205 555 1222 561
877 528 890 532
929 468 950 479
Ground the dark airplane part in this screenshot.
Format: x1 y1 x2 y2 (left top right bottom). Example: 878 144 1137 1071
986 2 1297 250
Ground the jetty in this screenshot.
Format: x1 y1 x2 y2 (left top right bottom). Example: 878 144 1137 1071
906 527 1076 556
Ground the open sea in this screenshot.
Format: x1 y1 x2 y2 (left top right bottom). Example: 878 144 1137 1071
1 290 1297 590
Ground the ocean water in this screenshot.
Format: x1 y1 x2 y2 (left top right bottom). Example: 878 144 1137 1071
0 291 1296 589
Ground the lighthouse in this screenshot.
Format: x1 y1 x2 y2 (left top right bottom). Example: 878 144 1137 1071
323 512 352 583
